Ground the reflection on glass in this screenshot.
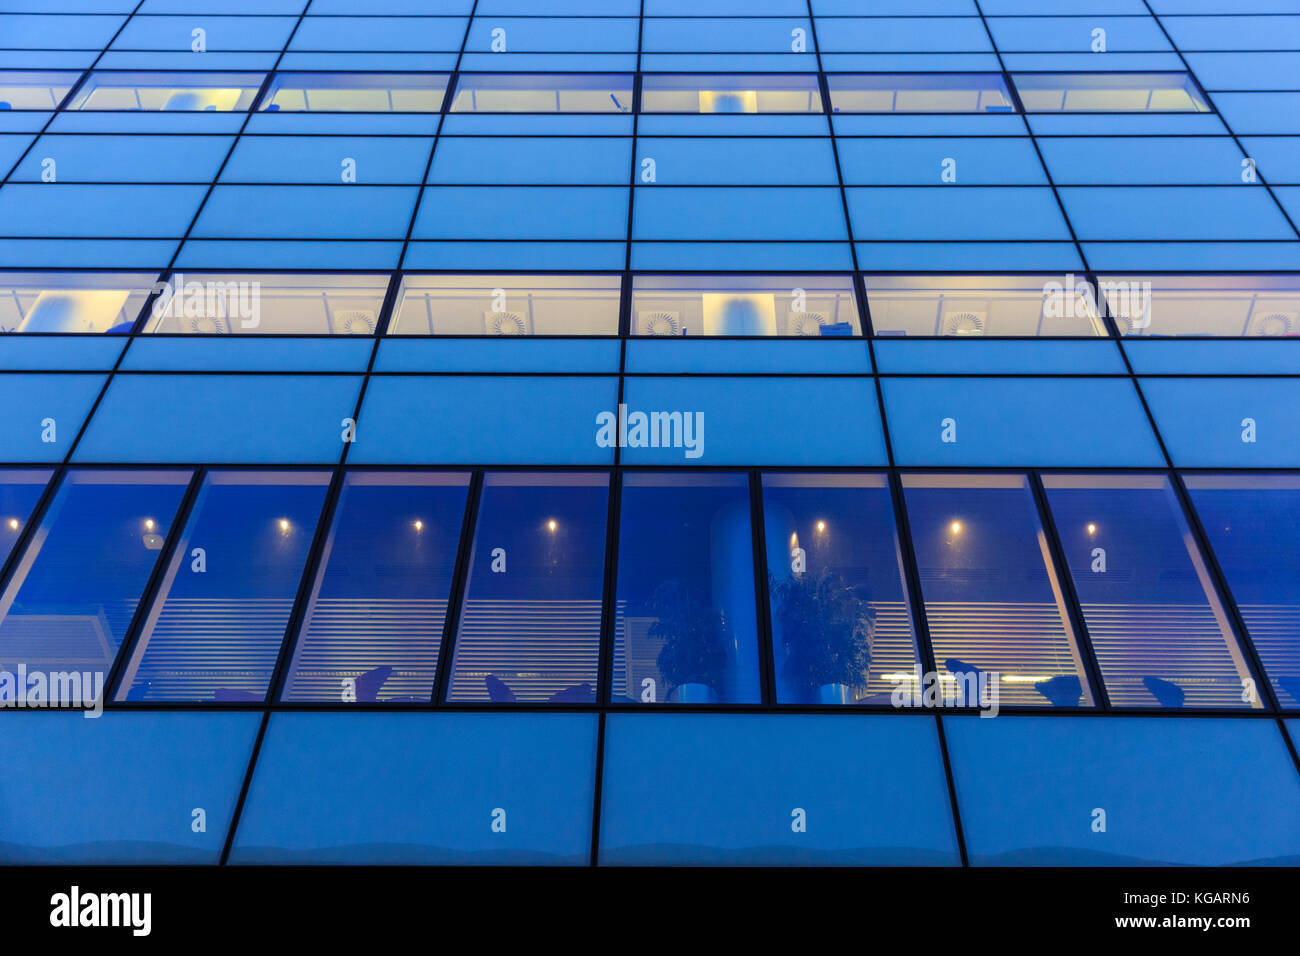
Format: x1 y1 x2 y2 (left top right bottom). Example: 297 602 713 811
1042 474 1260 709
448 472 608 703
0 71 81 110
865 275 1108 337
281 472 470 703
828 74 1015 113
1185 474 1300 708
1011 73 1211 113
1098 274 1300 337
641 74 822 114
141 272 389 335
614 472 760 705
0 470 190 692
0 272 158 334
762 473 921 705
66 72 264 111
901 473 1095 708
389 274 621 336
0 469 52 568
632 275 860 337
115 471 329 703
258 72 449 112
450 74 633 113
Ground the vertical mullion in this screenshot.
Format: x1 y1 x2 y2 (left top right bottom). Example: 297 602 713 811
104 466 207 703
749 469 778 707
1169 470 1282 713
219 709 270 866
590 468 622 866
1028 469 1112 711
265 465 349 703
0 464 67 600
432 468 485 704
887 470 938 678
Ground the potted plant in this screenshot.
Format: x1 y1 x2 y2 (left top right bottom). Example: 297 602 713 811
771 567 873 704
647 578 729 703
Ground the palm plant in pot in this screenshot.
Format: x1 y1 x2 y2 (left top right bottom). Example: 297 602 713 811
771 567 873 704
647 578 729 703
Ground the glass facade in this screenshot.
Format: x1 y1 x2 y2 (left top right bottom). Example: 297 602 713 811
0 0 1297 874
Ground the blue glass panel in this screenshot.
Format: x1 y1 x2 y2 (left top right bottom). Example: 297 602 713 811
619 377 887 466
599 714 959 865
229 713 597 864
115 470 330 702
613 472 761 704
762 473 922 705
1141 378 1300 468
449 472 608 703
1185 474 1300 708
0 469 190 690
350 375 618 465
281 471 471 703
429 136 630 184
882 377 1163 467
1043 474 1261 709
0 710 260 863
901 473 1096 708
946 715 1300 865
72 373 362 464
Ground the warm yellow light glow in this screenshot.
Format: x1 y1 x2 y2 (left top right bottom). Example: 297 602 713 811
144 518 155 531
1087 522 1097 535
1002 674 1051 683
950 521 962 534
413 520 424 531
547 519 558 532
815 520 826 533
278 518 290 532
6 518 17 531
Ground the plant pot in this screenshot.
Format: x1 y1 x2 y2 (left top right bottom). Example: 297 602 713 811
817 682 852 705
671 682 718 704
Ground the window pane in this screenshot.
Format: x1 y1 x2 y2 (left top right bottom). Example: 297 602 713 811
1098 275 1300 338
447 472 608 703
828 74 1015 114
0 71 80 110
0 468 53 569
901 473 1095 708
1042 474 1260 710
0 470 191 690
141 273 389 335
389 274 621 336
761 473 921 705
613 472 761 705
259 72 449 112
449 74 633 113
632 275 860 337
0 271 159 334
67 72 265 111
640 74 822 114
115 471 330 703
280 472 470 703
864 275 1108 338
1011 73 1211 113
1183 474 1300 708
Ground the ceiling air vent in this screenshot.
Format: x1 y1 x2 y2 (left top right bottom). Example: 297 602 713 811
787 311 828 336
942 310 985 336
1250 311 1295 337
483 310 530 335
637 310 681 336
336 310 376 335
